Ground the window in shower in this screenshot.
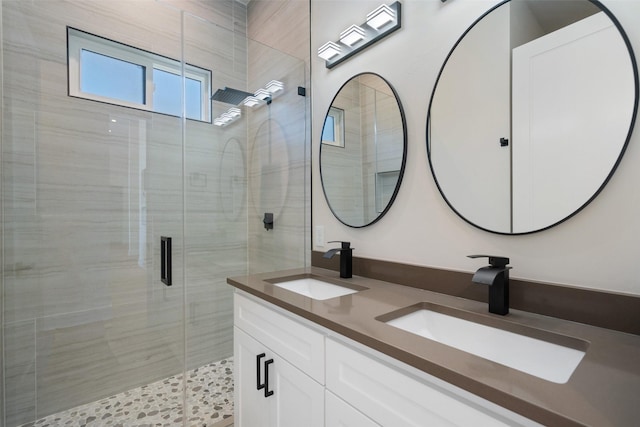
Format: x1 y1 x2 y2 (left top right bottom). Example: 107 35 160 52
67 27 211 122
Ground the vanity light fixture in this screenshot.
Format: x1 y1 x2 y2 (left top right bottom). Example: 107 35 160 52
212 81 285 115
254 89 272 101
318 41 342 61
244 81 285 107
340 25 366 46
265 80 284 94
366 4 396 30
242 96 262 108
213 107 241 127
318 1 402 69
227 107 241 118
213 116 230 126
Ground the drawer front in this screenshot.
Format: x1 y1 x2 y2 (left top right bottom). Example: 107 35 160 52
326 390 381 427
326 338 538 427
234 292 325 383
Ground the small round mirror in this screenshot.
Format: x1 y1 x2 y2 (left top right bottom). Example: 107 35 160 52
320 73 407 227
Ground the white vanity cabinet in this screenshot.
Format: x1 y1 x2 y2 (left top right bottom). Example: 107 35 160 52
325 390 381 427
326 338 541 427
234 291 540 427
234 293 325 427
235 328 324 427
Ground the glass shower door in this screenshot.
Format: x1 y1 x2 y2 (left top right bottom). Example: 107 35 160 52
1 1 308 425
246 39 309 275
181 11 248 425
1 1 187 425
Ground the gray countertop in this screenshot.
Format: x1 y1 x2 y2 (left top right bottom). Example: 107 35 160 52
227 267 640 427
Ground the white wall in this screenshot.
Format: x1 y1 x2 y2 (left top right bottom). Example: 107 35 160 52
311 0 640 295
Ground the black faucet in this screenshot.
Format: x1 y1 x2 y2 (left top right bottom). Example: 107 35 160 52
467 255 512 315
324 241 353 278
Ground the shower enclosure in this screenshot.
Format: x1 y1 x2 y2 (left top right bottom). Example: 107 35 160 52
1 1 309 425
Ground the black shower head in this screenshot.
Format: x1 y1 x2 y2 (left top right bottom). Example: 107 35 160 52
211 87 254 105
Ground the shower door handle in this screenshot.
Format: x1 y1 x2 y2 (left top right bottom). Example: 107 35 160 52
161 236 172 286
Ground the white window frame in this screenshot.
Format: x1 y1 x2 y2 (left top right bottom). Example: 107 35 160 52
68 27 211 122
322 106 345 147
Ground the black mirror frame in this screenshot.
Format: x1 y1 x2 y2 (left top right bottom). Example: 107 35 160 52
426 0 639 235
320 72 408 228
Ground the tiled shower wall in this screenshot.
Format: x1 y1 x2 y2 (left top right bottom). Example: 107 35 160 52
246 0 311 274
1 0 250 425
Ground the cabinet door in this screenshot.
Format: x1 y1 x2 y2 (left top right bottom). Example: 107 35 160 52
269 344 324 427
326 390 380 427
235 327 270 427
235 327 324 427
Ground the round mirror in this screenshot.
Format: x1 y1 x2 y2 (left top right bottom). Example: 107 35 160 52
427 0 638 234
320 73 407 227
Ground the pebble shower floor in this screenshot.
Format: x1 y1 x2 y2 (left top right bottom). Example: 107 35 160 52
17 357 234 427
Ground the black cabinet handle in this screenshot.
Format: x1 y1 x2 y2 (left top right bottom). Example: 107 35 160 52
161 236 172 286
256 353 266 390
264 358 274 397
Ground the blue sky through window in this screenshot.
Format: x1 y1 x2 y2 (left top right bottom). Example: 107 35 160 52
81 49 145 104
72 28 210 122
322 116 335 142
153 69 202 120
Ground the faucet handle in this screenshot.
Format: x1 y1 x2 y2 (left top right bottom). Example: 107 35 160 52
328 241 352 249
467 254 510 268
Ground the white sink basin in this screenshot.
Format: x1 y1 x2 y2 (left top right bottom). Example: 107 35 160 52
272 277 361 300
383 307 587 383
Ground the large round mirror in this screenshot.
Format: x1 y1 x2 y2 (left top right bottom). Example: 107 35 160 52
427 0 638 234
320 73 407 227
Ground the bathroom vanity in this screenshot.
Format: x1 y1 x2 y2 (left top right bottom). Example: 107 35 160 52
228 267 640 427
